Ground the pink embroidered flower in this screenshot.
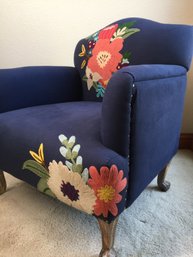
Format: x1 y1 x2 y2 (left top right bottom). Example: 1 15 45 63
99 24 118 40
87 38 123 82
88 165 127 218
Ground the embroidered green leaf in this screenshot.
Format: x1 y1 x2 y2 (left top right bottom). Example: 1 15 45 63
122 28 140 39
43 188 56 197
119 21 136 30
23 160 49 179
37 177 48 191
123 51 131 60
82 75 88 82
37 178 55 198
81 60 86 69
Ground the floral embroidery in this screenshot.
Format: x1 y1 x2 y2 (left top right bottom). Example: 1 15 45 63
29 143 45 165
88 165 127 217
47 161 96 214
23 134 127 219
79 21 140 97
88 38 123 83
99 24 118 40
86 67 102 90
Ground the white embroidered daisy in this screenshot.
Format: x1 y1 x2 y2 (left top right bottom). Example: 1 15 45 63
47 161 96 214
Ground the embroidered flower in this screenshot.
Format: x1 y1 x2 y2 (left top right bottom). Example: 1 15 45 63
87 38 123 82
29 143 45 165
88 40 96 49
88 165 127 218
99 24 118 40
78 21 140 97
86 67 102 90
47 161 96 214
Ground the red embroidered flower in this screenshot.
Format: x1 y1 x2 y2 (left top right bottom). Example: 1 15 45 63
88 165 127 218
87 38 123 82
99 24 118 40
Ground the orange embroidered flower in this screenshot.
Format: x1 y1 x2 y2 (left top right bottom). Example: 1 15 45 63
98 24 118 40
88 165 127 218
87 38 123 82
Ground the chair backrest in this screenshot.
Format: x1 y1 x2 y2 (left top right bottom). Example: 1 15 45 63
74 17 193 101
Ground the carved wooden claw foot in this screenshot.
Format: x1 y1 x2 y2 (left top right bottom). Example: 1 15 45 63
98 218 118 257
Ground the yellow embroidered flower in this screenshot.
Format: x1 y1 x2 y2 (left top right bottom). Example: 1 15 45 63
29 143 45 165
47 161 96 214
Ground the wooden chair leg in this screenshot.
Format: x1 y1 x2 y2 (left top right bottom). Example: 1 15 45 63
0 171 7 195
97 217 118 257
157 163 171 192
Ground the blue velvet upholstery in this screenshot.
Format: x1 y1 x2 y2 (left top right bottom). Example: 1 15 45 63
0 66 82 113
101 64 187 207
0 18 193 224
101 64 187 157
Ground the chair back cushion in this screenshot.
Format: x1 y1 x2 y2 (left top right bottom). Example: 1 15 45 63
74 17 193 101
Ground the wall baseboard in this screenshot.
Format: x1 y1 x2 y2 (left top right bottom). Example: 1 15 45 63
179 133 193 151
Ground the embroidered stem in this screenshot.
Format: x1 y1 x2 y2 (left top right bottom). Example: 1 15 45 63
71 158 76 165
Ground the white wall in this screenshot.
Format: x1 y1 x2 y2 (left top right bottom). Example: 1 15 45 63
0 0 193 132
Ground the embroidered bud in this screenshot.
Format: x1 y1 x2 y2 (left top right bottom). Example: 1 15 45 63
69 136 76 144
122 58 129 64
58 134 67 143
65 161 73 170
82 168 89 183
59 146 68 158
68 136 76 148
76 156 82 165
72 144 80 154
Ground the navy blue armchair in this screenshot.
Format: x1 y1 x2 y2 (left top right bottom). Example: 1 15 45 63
0 18 193 256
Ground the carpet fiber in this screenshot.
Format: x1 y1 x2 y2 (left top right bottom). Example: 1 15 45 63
0 150 193 257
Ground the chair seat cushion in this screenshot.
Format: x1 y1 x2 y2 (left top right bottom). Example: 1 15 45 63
0 101 128 222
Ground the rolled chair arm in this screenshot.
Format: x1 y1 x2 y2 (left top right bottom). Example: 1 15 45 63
101 64 187 157
0 66 82 113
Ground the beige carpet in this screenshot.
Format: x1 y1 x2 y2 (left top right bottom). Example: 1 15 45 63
0 150 193 257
